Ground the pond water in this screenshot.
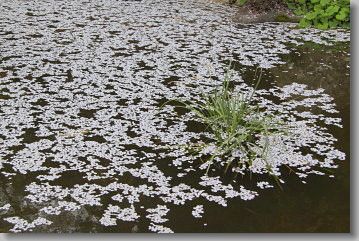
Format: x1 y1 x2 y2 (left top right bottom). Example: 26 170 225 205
0 0 350 233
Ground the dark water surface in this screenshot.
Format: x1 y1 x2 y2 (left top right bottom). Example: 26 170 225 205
209 42 350 232
0 0 349 233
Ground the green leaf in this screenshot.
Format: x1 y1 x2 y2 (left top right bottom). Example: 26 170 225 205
325 5 340 16
294 9 304 15
299 18 310 28
328 19 339 28
317 22 329 30
342 22 350 28
320 17 329 23
336 8 348 21
317 9 325 17
314 4 323 11
291 0 349 29
305 11 318 20
236 0 247 6
341 7 350 14
320 0 330 6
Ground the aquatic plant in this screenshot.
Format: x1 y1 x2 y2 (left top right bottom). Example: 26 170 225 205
286 0 350 29
231 0 350 29
165 66 285 176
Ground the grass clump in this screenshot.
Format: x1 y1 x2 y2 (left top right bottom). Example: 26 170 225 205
165 65 285 176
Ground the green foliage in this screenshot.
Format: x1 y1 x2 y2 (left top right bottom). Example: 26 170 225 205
285 0 350 29
237 0 248 6
164 66 285 177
